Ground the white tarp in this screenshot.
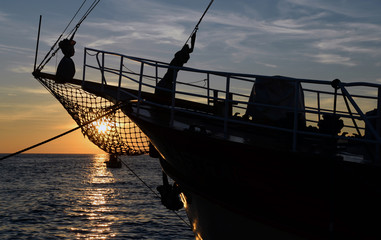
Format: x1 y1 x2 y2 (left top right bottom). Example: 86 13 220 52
246 76 305 125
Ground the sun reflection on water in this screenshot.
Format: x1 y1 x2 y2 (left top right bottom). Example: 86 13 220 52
70 154 119 239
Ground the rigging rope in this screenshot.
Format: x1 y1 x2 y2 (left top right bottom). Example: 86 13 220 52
37 0 101 71
36 76 150 155
119 157 192 229
66 0 101 40
184 0 214 45
0 101 123 161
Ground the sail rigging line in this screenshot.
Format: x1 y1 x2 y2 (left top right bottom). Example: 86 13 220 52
0 100 124 162
120 158 161 199
184 0 214 45
65 0 101 40
119 157 192 230
36 0 101 71
36 0 88 71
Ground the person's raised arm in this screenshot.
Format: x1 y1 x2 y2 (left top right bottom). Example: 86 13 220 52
189 30 197 53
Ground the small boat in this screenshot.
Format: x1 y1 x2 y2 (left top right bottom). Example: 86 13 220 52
105 154 122 168
34 46 381 239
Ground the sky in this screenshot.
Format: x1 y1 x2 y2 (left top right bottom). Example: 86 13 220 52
1 0 381 154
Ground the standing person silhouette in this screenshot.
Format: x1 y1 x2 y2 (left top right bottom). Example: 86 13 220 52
155 31 197 98
55 38 76 83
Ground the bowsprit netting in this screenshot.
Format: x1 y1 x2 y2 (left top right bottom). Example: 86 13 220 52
36 77 150 155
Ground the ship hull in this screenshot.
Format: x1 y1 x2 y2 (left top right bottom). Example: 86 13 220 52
179 185 306 240
129 113 381 240
34 46 381 239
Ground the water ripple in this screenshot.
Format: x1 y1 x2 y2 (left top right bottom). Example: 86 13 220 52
0 154 193 239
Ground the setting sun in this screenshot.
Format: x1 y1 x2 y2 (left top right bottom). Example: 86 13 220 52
94 120 112 134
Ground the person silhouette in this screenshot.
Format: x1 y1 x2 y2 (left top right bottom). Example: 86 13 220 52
55 39 76 83
155 31 197 98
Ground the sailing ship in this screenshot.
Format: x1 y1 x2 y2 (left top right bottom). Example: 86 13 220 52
32 1 381 239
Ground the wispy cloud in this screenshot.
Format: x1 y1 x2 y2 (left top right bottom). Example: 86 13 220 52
285 0 380 18
312 54 356 67
0 102 62 122
256 62 277 68
0 43 34 55
9 65 34 74
0 11 8 22
72 0 381 77
0 86 50 96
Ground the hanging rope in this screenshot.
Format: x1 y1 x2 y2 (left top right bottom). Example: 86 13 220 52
119 157 192 229
36 0 101 71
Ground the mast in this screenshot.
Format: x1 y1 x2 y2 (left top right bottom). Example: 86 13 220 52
33 15 42 72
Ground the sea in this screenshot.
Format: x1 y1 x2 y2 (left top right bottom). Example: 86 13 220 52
0 154 194 240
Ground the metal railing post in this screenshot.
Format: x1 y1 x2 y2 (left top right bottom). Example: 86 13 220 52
224 75 231 138
376 87 381 162
341 86 381 143
317 92 321 122
117 55 124 101
170 69 176 127
292 80 300 152
137 62 144 116
101 51 105 91
82 48 87 87
207 73 210 105
155 63 158 85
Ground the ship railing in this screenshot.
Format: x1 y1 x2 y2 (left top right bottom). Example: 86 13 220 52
83 48 381 164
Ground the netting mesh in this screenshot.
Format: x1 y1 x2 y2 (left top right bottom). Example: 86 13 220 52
36 77 150 155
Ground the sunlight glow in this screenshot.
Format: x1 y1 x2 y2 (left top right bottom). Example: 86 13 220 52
92 119 120 134
95 120 112 134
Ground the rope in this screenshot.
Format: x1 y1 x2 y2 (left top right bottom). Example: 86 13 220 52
0 101 123 161
65 0 89 38
37 0 88 71
184 0 214 45
119 158 192 229
66 0 101 40
121 159 161 198
35 75 150 155
122 63 156 82
37 0 101 71
188 78 207 87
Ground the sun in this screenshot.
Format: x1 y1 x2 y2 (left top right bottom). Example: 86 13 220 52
94 120 111 134
97 122 109 133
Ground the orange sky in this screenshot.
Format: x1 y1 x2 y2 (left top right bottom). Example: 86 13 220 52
0 90 105 154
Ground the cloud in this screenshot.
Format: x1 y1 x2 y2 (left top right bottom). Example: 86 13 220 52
85 20 187 48
285 0 379 18
312 54 356 66
82 0 203 49
315 37 378 55
27 0 381 74
9 65 34 74
0 102 62 122
0 86 50 96
0 11 8 22
256 62 277 68
312 22 381 55
0 43 34 55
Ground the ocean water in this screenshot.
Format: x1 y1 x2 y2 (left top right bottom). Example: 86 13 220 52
0 154 194 240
